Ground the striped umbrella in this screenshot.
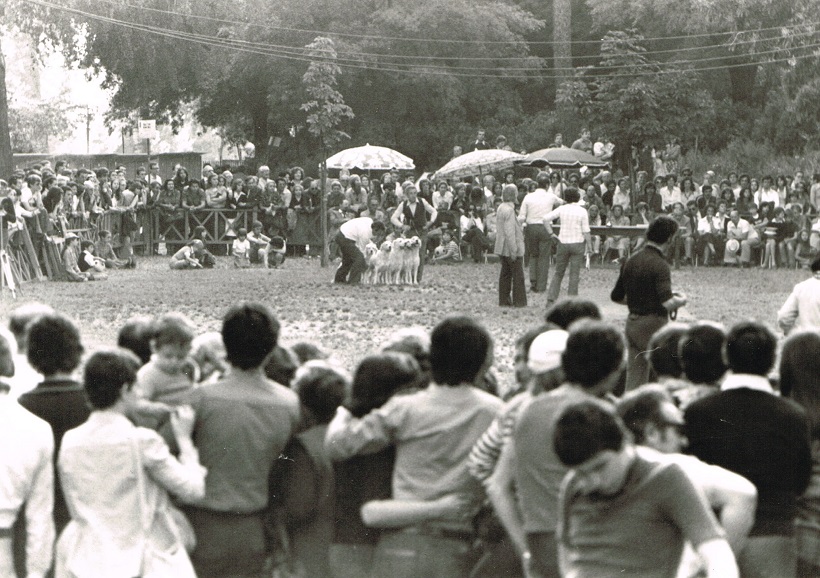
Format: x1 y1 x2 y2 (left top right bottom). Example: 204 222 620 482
325 144 415 171
434 149 525 180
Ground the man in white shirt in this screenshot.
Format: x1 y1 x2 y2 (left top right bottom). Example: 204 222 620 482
724 210 760 267
659 175 682 212
756 176 780 208
334 217 386 285
391 183 437 282
518 172 564 293
543 187 591 304
777 254 820 334
147 162 164 187
0 330 55 578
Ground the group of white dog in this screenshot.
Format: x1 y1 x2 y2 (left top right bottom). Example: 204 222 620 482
363 235 422 285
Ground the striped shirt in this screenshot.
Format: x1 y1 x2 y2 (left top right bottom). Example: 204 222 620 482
543 203 591 244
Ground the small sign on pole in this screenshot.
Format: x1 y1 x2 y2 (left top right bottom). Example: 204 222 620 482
138 119 157 139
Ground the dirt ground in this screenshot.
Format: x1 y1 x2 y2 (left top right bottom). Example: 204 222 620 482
0 255 806 390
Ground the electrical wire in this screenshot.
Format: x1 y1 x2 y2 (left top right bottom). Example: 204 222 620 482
63 0 820 67
28 0 820 80
85 0 820 47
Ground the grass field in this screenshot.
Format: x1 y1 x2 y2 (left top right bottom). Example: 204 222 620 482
0 255 806 390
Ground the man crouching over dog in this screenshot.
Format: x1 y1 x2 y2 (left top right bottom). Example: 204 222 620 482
334 217 387 284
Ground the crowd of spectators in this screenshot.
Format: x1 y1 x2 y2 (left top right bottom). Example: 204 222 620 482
2 291 819 578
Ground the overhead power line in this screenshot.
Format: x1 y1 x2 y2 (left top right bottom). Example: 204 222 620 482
28 0 820 80
87 0 820 47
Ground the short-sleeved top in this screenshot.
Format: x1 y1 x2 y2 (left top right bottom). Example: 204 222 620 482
190 370 301 513
325 384 502 530
514 385 596 533
610 245 673 316
558 451 724 578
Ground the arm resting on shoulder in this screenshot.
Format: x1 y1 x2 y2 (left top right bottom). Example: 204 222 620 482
360 494 471 528
701 464 757 554
486 440 528 556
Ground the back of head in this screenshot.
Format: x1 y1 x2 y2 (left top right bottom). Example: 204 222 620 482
291 341 329 364
563 187 580 204
223 302 279 370
293 360 350 424
117 315 156 365
264 345 299 386
349 352 421 417
561 319 624 389
545 298 602 330
780 330 820 436
679 322 727 384
84 348 141 410
9 302 54 350
646 216 679 245
616 384 673 444
152 313 195 348
502 184 517 202
554 399 625 467
647 323 689 380
381 327 431 386
430 315 491 386
528 329 569 375
536 171 550 189
726 321 776 376
27 312 84 377
0 331 14 379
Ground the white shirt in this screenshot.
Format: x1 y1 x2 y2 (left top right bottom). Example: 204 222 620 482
432 190 453 210
755 188 780 208
518 188 563 225
340 217 376 254
697 215 724 235
543 203 590 244
777 275 820 335
660 186 682 210
232 238 251 258
721 374 774 394
726 218 751 240
57 411 205 577
0 395 54 578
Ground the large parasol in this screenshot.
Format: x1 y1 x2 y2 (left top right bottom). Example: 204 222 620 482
516 147 609 169
325 144 415 171
435 149 525 180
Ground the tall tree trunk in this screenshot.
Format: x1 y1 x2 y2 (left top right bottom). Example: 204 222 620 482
553 0 572 103
0 38 14 177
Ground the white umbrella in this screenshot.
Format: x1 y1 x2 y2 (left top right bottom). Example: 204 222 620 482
435 149 524 180
325 144 415 171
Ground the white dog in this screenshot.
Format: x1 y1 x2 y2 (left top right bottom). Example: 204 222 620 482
401 236 422 285
387 238 407 284
373 240 393 284
363 242 378 284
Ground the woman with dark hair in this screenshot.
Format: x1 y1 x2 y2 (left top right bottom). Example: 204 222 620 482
330 352 421 578
735 188 757 221
56 348 205 577
776 175 790 207
720 188 736 210
173 167 190 193
155 178 182 242
19 313 90 536
780 331 820 577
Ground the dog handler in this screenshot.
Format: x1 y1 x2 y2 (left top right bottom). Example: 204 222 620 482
334 218 386 285
610 216 687 391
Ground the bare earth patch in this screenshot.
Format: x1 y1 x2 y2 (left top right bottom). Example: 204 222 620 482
0 256 804 391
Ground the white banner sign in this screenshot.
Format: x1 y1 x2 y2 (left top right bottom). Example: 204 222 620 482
138 119 157 139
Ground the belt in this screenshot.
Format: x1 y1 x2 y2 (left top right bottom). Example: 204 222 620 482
400 525 474 542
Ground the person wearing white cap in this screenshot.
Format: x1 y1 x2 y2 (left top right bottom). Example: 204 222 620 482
468 329 568 573
513 320 625 576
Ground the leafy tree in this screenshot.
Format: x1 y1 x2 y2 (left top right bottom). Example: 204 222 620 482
9 95 80 153
301 37 353 267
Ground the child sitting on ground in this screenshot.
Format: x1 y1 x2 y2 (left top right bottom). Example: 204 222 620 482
232 227 251 268
268 236 287 268
95 230 130 269
248 220 271 265
132 313 197 428
432 231 462 263
78 240 108 280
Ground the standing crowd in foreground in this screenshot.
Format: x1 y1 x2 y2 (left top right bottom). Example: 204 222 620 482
1 263 819 578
